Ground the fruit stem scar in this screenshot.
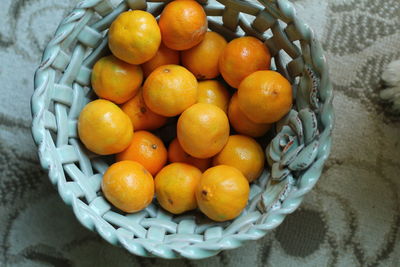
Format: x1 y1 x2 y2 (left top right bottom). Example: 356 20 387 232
163 68 170 73
202 190 207 196
140 107 146 114
151 144 157 149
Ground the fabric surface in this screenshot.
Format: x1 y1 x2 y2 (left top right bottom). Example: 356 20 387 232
1 0 400 266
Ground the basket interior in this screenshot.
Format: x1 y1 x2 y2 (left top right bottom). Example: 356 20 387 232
32 0 333 259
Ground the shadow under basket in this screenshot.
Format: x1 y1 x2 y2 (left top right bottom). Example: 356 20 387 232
31 0 334 259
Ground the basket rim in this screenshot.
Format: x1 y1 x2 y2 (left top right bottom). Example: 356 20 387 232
31 0 334 259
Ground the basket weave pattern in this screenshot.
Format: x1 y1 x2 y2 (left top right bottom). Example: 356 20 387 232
31 0 334 259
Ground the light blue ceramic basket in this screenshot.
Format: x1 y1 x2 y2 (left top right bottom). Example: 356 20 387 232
31 0 334 259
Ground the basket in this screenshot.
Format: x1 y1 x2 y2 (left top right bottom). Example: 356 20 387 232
31 0 334 259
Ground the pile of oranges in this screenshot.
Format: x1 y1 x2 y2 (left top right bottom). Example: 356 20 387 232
78 0 292 222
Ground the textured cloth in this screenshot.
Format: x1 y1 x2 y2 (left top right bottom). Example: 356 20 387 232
1 0 400 266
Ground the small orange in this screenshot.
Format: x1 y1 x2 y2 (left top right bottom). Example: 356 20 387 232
78 99 133 155
102 161 154 213
116 131 167 176
143 64 198 117
168 138 211 172
238 70 292 123
159 0 207 50
177 103 229 159
155 163 202 214
228 93 271 137
91 55 143 104
121 89 167 131
196 165 249 222
142 43 180 77
181 31 227 80
213 135 265 182
197 80 230 113
109 10 161 64
219 36 271 88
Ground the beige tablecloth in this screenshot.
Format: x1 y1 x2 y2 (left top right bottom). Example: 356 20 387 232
0 0 399 266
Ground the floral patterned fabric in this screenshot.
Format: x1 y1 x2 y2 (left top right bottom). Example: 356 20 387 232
0 0 399 266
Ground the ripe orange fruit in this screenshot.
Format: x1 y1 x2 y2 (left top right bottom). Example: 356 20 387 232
219 36 271 88
228 92 271 137
116 131 167 176
155 163 202 214
78 99 132 155
181 31 227 79
109 10 161 64
213 135 265 182
121 89 167 131
102 161 154 213
168 138 211 172
141 43 180 77
91 55 142 104
177 103 230 159
143 64 198 117
196 165 249 221
197 80 230 113
238 70 292 123
159 0 207 50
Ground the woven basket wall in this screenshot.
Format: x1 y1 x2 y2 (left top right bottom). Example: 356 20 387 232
31 0 334 259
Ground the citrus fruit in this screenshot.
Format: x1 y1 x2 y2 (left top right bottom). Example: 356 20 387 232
238 70 292 123
142 43 180 77
197 80 230 113
181 31 227 79
121 89 167 131
102 161 154 213
143 64 198 117
168 138 211 172
158 0 207 50
213 135 265 182
109 10 161 64
219 36 271 88
177 103 229 159
228 92 271 137
78 99 133 155
155 163 202 214
196 165 249 221
116 131 167 176
91 55 142 104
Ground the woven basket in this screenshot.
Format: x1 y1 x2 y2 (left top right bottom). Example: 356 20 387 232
31 0 334 259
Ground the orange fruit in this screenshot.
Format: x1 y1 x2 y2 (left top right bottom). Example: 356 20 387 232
238 70 292 123
197 80 230 113
116 131 167 176
177 103 229 159
219 36 271 88
102 161 154 213
91 55 143 104
109 10 161 64
155 163 202 214
228 92 271 137
142 43 180 77
196 165 249 221
213 135 265 182
121 89 167 131
159 0 207 50
143 64 198 117
181 31 227 79
168 138 211 172
78 99 132 155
